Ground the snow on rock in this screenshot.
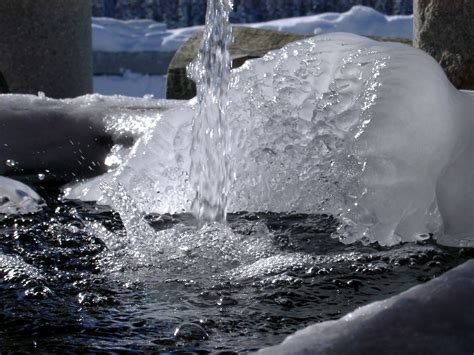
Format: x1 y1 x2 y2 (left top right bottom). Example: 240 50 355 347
91 6 412 53
67 33 474 246
250 5 413 39
0 176 45 215
0 94 181 185
257 259 474 355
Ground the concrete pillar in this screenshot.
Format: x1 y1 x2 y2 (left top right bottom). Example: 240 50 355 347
414 0 474 89
0 0 93 98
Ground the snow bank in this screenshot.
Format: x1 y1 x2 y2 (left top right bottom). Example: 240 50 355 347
0 94 180 185
250 5 412 39
0 176 45 215
258 259 474 355
92 6 412 53
92 17 199 52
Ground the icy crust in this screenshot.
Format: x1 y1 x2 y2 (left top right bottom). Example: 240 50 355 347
66 33 474 246
0 94 182 184
225 33 473 245
257 259 474 355
0 177 44 215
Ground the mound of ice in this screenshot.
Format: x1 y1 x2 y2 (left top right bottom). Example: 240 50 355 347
67 33 474 246
257 259 474 355
0 177 44 215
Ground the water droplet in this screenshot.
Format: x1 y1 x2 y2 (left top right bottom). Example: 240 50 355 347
6 159 17 167
173 323 209 341
217 295 238 306
38 173 46 181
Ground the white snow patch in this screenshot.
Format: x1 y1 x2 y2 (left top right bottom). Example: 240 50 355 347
250 5 412 39
0 176 45 215
92 6 412 53
92 17 199 52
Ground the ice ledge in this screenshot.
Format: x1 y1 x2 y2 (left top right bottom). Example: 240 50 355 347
257 259 474 354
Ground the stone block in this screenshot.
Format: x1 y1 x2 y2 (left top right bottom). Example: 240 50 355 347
414 0 474 89
166 27 311 100
0 0 93 98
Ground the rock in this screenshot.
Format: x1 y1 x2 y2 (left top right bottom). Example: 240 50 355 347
166 27 414 100
0 0 93 98
166 27 311 100
0 71 8 94
414 0 474 89
0 94 180 187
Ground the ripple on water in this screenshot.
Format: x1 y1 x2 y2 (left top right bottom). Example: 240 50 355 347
0 201 472 352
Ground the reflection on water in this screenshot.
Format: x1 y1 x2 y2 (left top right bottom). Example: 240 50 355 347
0 199 471 352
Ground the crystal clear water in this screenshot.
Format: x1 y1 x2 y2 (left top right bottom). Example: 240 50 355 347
187 0 234 224
0 197 471 353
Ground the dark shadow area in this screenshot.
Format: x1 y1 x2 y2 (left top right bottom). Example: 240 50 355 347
0 71 9 94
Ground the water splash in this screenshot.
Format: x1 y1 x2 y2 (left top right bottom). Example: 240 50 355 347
187 0 234 224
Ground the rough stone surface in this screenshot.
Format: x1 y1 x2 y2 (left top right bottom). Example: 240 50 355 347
166 27 311 100
0 71 8 94
93 51 175 75
0 0 93 98
414 0 474 89
166 28 413 100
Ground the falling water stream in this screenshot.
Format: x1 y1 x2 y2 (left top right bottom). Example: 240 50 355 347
187 0 234 224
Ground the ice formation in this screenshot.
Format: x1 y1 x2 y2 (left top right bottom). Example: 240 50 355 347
63 33 473 246
0 176 44 215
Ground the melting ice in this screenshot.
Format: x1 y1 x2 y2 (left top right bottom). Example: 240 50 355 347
66 33 474 247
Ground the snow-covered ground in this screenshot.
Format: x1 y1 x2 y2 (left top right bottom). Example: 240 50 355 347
93 73 166 98
92 6 413 53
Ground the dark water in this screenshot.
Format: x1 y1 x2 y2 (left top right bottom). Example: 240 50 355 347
0 198 472 353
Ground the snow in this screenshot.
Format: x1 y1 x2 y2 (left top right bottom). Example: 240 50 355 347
257 259 474 355
0 94 180 186
250 5 413 39
66 33 474 246
92 6 412 53
92 17 199 52
93 73 167 98
0 176 45 215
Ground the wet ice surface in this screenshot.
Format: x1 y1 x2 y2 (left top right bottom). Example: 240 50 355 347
0 200 472 353
0 176 45 215
68 33 474 246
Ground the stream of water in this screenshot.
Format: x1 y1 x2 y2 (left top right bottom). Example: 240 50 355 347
187 0 234 224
